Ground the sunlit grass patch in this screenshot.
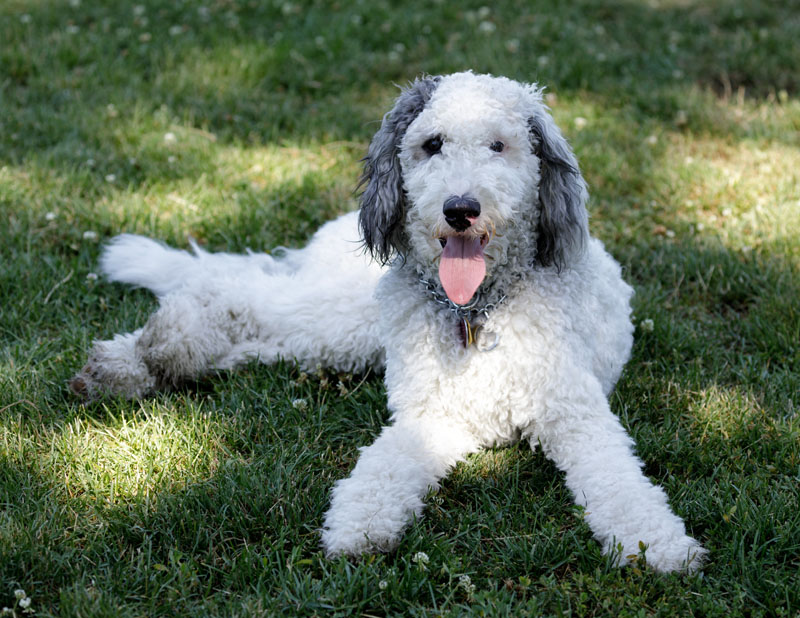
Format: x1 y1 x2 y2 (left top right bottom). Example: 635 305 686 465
691 383 767 442
50 403 226 506
0 402 229 509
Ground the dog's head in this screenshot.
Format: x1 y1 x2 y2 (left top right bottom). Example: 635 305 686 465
359 72 588 305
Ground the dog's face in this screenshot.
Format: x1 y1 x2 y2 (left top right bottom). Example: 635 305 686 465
359 72 589 305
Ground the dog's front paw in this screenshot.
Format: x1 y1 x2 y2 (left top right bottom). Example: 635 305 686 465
320 519 400 558
644 533 707 573
610 533 707 573
320 475 424 557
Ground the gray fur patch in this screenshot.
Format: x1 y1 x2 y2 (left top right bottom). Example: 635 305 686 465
358 76 441 263
528 114 590 271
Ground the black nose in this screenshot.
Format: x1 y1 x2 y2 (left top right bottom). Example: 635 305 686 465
443 195 481 232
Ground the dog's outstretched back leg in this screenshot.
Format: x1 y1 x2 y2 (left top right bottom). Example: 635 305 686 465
71 212 385 400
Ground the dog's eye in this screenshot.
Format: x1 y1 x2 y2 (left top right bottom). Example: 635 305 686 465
422 135 443 156
490 141 505 153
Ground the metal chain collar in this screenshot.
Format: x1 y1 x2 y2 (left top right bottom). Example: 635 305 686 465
418 276 509 351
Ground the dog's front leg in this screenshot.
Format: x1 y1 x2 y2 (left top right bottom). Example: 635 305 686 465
531 373 707 573
321 418 478 557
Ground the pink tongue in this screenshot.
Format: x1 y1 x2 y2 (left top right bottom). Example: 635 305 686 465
439 236 486 305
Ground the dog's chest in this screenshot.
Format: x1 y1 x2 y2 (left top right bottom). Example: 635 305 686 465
381 294 561 445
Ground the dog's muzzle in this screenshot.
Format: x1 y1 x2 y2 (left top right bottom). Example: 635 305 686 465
443 195 481 232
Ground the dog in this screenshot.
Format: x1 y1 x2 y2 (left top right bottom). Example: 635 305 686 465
70 72 706 572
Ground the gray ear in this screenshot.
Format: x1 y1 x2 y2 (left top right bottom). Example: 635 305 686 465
528 113 590 271
358 76 440 263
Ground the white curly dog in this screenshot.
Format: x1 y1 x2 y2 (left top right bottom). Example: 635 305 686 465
71 72 706 572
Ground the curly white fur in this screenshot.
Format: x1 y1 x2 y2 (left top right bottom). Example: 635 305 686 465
71 72 706 573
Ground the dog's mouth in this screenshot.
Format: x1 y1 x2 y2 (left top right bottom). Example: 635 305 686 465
437 232 490 305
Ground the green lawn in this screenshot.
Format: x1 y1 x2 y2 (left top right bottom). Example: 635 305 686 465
1 0 799 615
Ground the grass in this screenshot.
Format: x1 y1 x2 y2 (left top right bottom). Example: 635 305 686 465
1 0 799 615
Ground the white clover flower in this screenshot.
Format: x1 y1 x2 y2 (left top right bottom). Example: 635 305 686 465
20 14 32 24
86 272 99 281
13 591 25 601
105 173 116 183
378 580 388 590
83 230 98 240
458 573 476 594
573 117 588 130
69 0 82 6
164 132 177 144
139 32 152 42
412 551 429 565
537 55 550 66
19 598 31 610
645 134 658 145
478 21 496 33
133 5 146 16
640 318 654 332
169 25 183 36
665 229 676 238
504 39 520 53
45 211 57 221
292 398 308 411
66 24 80 34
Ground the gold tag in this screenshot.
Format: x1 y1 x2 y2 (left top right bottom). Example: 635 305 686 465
459 316 498 351
459 317 474 347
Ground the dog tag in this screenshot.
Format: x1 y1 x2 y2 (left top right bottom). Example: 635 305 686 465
459 317 474 347
459 315 498 350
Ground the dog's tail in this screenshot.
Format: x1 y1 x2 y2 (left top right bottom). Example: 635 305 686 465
100 234 289 297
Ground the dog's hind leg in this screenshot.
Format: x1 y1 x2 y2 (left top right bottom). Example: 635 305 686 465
71 212 385 399
69 329 155 400
320 418 479 556
71 265 383 399
70 281 251 399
